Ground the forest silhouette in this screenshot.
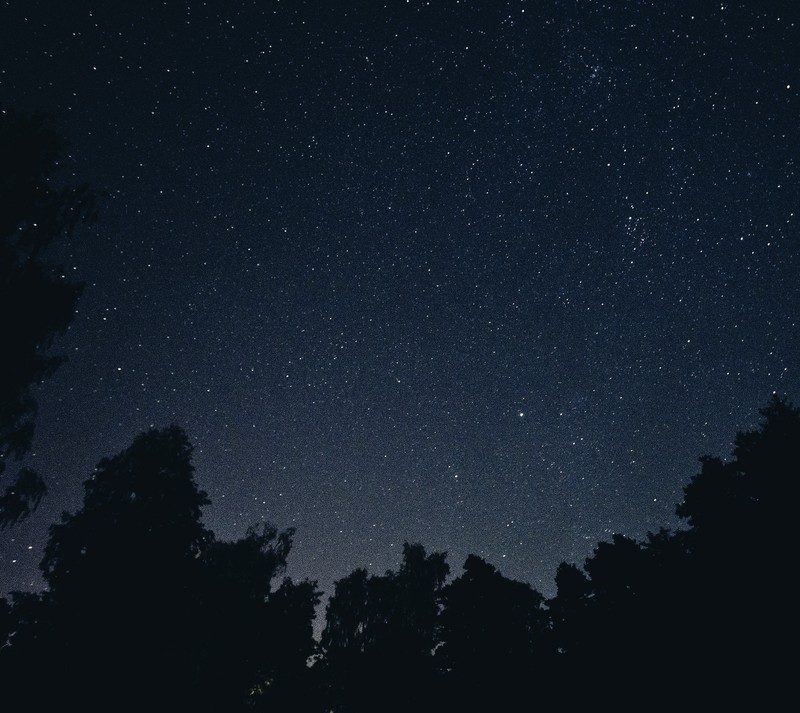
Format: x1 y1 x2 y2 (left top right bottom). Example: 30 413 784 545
1 111 791 711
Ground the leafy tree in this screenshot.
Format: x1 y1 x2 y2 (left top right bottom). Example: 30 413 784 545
320 543 449 712
436 554 549 708
544 397 799 706
673 395 798 700
389 543 450 661
196 523 321 711
2 426 318 712
678 394 798 551
676 396 798 593
320 567 381 659
11 426 212 709
0 108 95 527
321 543 448 662
41 426 211 596
547 561 591 657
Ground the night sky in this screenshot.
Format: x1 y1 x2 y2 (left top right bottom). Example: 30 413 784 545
2 0 798 615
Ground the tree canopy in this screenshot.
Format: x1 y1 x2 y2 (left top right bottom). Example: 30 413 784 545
0 109 95 527
2 426 319 712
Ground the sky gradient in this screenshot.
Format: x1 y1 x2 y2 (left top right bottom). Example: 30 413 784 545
1 0 798 610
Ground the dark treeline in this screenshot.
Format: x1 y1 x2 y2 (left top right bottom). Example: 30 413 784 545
1 112 792 710
1 398 793 710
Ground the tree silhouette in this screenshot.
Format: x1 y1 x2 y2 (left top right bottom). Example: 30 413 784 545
10 426 212 709
2 426 318 712
320 543 449 712
544 396 799 707
678 394 797 548
0 109 95 527
3 390 795 709
390 543 449 662
196 523 321 711
41 426 211 595
672 395 798 703
547 561 591 657
436 554 550 709
321 567 381 660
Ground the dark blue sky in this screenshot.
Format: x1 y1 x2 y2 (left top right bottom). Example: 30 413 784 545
2 0 798 610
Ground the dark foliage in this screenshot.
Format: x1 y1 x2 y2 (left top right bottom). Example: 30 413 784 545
320 543 449 712
196 524 321 711
0 109 95 527
436 554 550 709
1 373 792 710
543 396 798 707
315 396 795 709
1 426 319 712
